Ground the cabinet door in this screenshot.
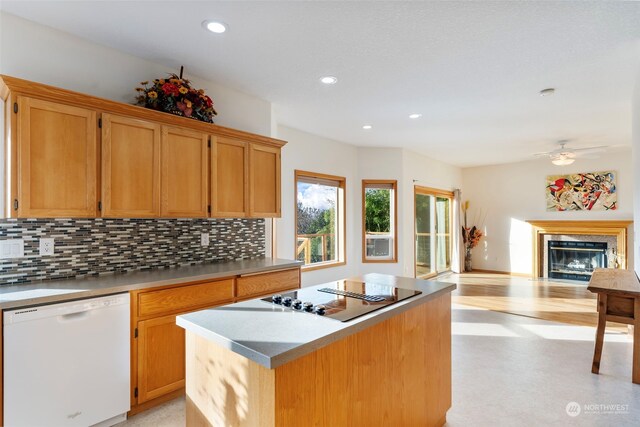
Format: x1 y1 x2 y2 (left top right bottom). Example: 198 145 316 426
211 136 248 217
161 126 208 217
137 314 185 403
102 114 161 217
16 96 97 217
249 143 281 217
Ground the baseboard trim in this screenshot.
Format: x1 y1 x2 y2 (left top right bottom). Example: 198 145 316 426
128 388 184 417
467 269 532 278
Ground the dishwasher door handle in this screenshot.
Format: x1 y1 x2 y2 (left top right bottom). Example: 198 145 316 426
58 310 91 322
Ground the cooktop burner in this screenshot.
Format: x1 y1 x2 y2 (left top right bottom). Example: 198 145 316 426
261 280 422 322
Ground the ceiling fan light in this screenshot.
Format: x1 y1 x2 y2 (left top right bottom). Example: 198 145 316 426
551 157 575 166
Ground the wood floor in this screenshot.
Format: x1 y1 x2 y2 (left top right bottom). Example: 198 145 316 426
441 271 628 332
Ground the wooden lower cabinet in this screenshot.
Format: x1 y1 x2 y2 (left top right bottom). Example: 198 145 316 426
236 268 301 300
137 314 186 403
129 268 301 415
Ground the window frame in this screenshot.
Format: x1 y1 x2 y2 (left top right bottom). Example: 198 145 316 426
294 170 347 271
362 179 398 264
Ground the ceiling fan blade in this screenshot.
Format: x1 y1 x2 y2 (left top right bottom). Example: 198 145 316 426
571 146 607 154
579 153 601 159
533 152 551 157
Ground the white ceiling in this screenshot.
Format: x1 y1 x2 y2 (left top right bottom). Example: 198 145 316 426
3 1 640 167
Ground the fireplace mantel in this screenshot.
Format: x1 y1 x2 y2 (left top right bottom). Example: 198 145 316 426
526 220 633 279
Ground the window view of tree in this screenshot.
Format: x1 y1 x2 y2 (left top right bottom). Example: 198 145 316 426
363 181 396 261
295 174 344 267
365 189 391 233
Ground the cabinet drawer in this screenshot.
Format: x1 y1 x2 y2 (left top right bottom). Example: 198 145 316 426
138 279 234 318
236 268 300 299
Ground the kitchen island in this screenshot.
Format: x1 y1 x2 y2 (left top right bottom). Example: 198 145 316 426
177 273 456 427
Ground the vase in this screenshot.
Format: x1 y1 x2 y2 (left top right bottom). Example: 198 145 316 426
464 247 473 272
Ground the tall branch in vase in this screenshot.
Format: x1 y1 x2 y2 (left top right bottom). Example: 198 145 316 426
461 201 483 272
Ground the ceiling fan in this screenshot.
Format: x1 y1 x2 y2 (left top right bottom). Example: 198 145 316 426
534 140 607 166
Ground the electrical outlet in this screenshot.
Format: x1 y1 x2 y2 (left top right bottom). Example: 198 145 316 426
201 233 210 247
0 239 24 259
39 238 55 256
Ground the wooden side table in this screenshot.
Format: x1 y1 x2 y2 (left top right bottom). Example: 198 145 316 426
587 268 640 384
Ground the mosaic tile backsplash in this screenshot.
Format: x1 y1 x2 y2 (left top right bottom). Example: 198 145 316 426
0 218 265 285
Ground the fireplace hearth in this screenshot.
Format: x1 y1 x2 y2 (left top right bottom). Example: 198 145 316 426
547 240 607 282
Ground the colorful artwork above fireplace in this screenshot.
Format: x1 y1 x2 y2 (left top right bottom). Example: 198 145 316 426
545 171 617 212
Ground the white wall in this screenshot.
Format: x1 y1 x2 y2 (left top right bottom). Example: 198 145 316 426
0 12 272 136
462 151 635 274
276 126 360 286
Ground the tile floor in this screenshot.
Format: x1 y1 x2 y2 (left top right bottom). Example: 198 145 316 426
120 304 639 426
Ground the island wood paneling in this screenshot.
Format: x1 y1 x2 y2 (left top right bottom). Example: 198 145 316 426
186 333 276 427
185 293 452 427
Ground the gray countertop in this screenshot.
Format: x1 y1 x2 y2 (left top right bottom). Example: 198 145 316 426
0 258 302 310
176 273 456 369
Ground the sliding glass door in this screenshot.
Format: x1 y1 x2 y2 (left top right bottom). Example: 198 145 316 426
414 187 452 278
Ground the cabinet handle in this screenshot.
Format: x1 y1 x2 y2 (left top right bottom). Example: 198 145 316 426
13 199 18 211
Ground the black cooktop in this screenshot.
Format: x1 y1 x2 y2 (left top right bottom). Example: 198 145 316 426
261 280 422 322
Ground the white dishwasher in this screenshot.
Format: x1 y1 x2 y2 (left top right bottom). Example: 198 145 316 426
4 293 130 427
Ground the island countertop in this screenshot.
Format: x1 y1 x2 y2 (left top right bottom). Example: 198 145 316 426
0 257 302 310
176 273 456 369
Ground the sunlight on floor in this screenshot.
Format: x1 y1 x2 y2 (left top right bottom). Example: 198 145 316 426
519 324 632 342
452 322 520 337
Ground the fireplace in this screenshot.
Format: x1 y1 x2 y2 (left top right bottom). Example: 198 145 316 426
547 240 607 282
526 220 632 279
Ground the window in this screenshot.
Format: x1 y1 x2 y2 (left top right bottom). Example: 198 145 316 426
414 186 452 278
295 170 346 270
362 180 397 263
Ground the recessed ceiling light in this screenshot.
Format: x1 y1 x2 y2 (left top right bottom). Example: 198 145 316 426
409 113 422 119
203 21 227 34
540 88 555 96
320 76 338 85
362 125 372 130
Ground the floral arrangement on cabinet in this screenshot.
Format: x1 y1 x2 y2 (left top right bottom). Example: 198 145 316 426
461 201 483 272
135 69 217 123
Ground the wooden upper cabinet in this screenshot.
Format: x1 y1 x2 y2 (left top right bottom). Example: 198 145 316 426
161 126 208 218
1 75 288 219
16 96 98 217
249 143 281 217
211 136 248 217
101 114 161 218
